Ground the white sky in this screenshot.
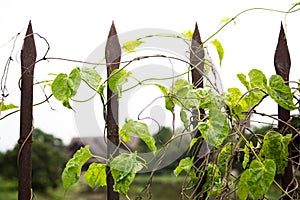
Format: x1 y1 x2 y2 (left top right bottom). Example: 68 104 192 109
0 0 299 151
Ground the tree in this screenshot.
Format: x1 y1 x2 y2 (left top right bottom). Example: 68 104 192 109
0 128 67 192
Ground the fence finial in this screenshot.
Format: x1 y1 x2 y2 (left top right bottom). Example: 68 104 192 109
106 21 121 67
191 22 204 88
274 22 291 81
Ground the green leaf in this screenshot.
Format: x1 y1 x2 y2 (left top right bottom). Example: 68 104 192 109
80 67 103 93
173 79 199 109
225 87 248 119
120 119 156 152
210 39 224 66
195 87 212 109
237 170 250 200
111 154 140 180
265 75 297 110
235 69 267 114
51 67 81 109
202 164 223 196
198 107 229 148
180 109 189 129
242 145 250 169
248 69 267 89
247 159 276 199
114 171 136 195
225 88 242 107
245 69 267 108
84 163 107 188
62 99 72 109
69 67 81 96
173 79 190 92
259 131 292 174
122 40 143 53
237 73 250 90
110 153 143 195
217 143 232 177
108 69 132 96
181 30 193 40
52 74 70 101
245 90 265 109
62 145 93 190
237 69 267 90
238 70 297 111
0 102 18 111
189 138 199 151
174 157 194 176
155 83 173 112
238 159 276 200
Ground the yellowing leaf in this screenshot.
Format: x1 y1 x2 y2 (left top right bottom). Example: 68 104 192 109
259 131 292 174
210 39 224 66
225 87 248 120
266 75 297 110
247 159 276 199
221 16 230 23
181 30 193 40
122 40 143 53
238 170 250 200
84 163 107 188
62 145 93 190
120 119 156 152
238 159 276 200
0 102 18 112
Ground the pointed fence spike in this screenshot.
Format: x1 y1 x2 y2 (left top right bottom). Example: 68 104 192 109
190 22 204 88
274 22 291 81
106 21 121 69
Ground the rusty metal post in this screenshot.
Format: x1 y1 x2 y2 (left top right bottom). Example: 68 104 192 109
274 22 295 199
105 21 121 200
19 21 36 200
190 22 207 200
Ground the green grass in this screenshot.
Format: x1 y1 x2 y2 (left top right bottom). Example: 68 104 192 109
0 174 185 200
0 176 18 200
127 174 184 200
1 174 294 200
36 174 184 200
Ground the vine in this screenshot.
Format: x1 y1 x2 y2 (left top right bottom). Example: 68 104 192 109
0 3 300 200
